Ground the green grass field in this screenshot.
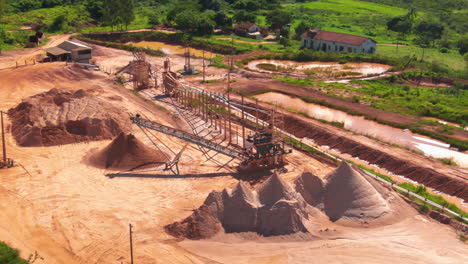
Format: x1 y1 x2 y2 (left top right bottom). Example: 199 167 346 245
194 34 298 53
290 0 408 16
285 0 416 44
377 45 467 71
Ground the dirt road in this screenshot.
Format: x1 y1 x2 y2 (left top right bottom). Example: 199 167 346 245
0 34 73 69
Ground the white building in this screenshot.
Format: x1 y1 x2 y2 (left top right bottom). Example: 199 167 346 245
301 29 376 54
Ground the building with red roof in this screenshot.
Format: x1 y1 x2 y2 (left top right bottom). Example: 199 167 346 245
301 29 376 54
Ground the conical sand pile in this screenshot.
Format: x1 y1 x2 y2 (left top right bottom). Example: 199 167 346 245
294 172 324 207
222 181 259 233
258 174 296 206
90 132 167 170
166 162 400 240
166 174 313 239
323 162 390 221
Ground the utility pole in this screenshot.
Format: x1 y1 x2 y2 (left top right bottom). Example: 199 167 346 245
255 99 259 132
129 224 134 264
227 56 231 93
202 50 206 82
228 92 232 145
241 95 245 149
1 111 6 164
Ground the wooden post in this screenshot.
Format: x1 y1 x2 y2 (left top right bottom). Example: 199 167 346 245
223 99 227 141
228 92 232 144
198 92 201 115
227 57 231 93
202 91 206 121
1 111 6 164
202 50 206 82
255 99 259 132
129 224 134 264
241 95 245 149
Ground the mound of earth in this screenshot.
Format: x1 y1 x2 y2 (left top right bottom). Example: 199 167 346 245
8 88 131 146
322 162 390 221
166 162 406 239
89 132 167 170
166 174 328 239
294 172 324 207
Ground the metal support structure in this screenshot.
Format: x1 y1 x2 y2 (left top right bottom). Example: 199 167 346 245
227 92 232 144
1 111 6 164
241 95 246 149
255 99 259 132
129 224 134 264
202 50 206 82
131 115 245 159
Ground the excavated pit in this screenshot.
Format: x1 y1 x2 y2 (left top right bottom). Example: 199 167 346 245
166 162 403 239
8 88 132 147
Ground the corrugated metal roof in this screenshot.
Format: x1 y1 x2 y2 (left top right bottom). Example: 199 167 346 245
302 30 375 46
58 41 91 51
45 47 69 56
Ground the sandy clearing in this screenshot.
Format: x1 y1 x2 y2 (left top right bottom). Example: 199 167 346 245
0 44 465 264
180 216 467 264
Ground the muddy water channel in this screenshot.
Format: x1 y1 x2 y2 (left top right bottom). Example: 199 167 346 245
248 59 391 77
130 41 219 57
255 92 468 168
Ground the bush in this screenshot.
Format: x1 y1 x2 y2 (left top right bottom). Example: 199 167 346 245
439 47 448 53
148 13 160 26
0 241 28 264
49 15 67 32
419 204 430 214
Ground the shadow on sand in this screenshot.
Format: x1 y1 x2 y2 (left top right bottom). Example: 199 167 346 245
106 171 235 179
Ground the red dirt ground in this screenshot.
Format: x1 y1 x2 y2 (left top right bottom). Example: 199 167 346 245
238 99 468 201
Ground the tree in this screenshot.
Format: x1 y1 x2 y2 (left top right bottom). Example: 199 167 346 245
85 0 104 21
0 26 5 55
120 0 135 29
175 10 215 35
49 15 67 32
233 10 256 23
294 21 312 40
279 37 291 47
279 26 289 38
0 0 5 19
199 0 223 11
233 0 261 11
387 8 417 50
415 21 444 47
214 11 232 28
8 0 41 12
102 0 135 30
455 35 468 55
266 9 291 30
167 1 201 23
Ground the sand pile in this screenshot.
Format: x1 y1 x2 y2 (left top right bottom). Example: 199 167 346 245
166 162 401 239
322 162 390 221
166 174 322 239
89 132 167 170
8 88 131 146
